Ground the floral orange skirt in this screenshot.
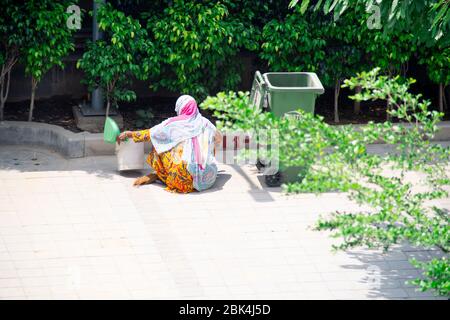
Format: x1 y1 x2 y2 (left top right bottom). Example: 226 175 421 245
132 129 194 193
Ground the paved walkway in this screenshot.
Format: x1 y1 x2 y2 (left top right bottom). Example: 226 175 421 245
0 145 448 299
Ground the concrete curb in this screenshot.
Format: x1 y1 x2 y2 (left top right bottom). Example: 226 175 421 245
0 121 114 158
1 120 450 158
427 121 450 141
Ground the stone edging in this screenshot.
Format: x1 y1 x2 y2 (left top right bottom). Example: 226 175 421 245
0 121 113 158
1 120 450 158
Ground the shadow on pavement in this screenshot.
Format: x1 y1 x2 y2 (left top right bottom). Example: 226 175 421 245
340 244 445 299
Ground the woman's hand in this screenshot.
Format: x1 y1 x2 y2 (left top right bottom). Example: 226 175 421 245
116 131 132 144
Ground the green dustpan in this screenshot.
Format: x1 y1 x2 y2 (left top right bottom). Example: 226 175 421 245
103 117 120 144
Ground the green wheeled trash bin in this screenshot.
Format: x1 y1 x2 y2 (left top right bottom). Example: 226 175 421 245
250 71 325 187
250 71 324 115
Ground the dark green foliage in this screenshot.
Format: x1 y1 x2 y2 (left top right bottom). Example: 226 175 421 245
260 8 326 73
290 0 450 46
421 46 450 86
77 2 157 117
0 0 27 120
144 0 259 99
135 109 154 128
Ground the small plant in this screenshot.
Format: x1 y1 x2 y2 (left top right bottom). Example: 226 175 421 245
201 91 264 131
313 69 449 296
77 2 158 117
135 109 154 128
21 0 76 121
410 257 450 296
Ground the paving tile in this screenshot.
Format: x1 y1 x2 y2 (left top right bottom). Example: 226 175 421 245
0 278 22 288
0 287 26 298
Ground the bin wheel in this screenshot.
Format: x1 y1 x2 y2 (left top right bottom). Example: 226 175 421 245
256 159 266 171
265 172 282 187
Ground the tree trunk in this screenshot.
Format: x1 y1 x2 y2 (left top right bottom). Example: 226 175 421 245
0 71 4 122
445 85 449 109
353 85 361 115
443 85 448 110
439 83 444 113
334 79 340 123
386 100 392 121
386 100 391 121
105 85 111 119
28 77 37 122
1 69 12 121
0 56 18 121
105 99 110 119
0 83 4 121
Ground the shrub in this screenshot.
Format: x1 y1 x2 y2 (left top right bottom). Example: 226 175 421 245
21 0 76 121
144 0 259 98
260 9 326 73
77 2 157 117
411 257 450 296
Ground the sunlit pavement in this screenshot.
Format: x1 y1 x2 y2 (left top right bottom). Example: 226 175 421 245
0 144 448 300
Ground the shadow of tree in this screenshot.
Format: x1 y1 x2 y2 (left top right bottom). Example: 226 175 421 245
339 243 447 299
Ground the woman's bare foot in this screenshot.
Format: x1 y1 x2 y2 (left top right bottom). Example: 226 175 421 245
133 174 158 187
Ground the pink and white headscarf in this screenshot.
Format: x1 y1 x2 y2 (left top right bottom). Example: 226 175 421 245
150 95 218 191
